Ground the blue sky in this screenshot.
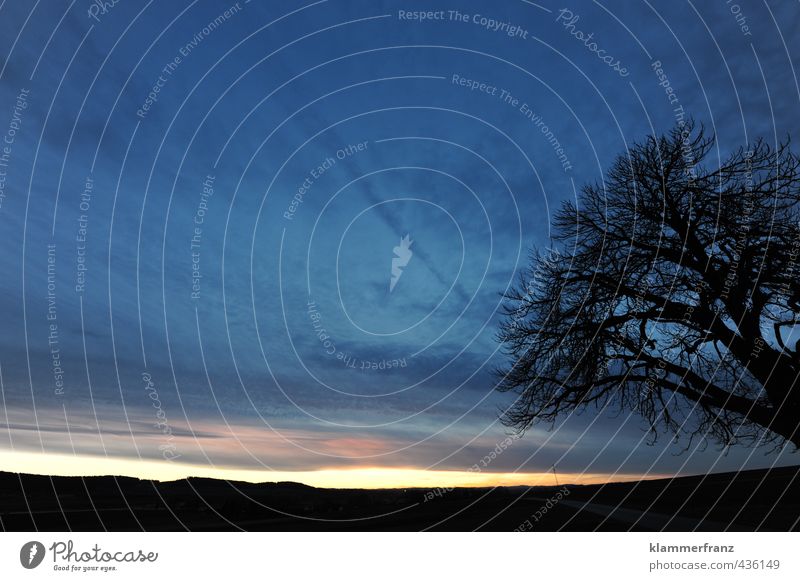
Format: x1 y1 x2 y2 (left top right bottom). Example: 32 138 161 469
0 0 799 486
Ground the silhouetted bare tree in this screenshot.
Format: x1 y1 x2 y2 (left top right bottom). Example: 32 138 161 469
497 122 800 449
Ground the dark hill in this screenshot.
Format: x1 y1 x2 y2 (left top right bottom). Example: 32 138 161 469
1 466 798 531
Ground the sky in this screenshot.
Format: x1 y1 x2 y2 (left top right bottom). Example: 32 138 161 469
0 0 799 488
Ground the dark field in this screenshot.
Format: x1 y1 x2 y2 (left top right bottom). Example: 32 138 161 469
1 466 798 531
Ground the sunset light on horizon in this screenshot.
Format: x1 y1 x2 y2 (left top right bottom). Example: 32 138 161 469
0 449 664 489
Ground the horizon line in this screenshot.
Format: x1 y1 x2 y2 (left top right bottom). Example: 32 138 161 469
0 450 669 489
